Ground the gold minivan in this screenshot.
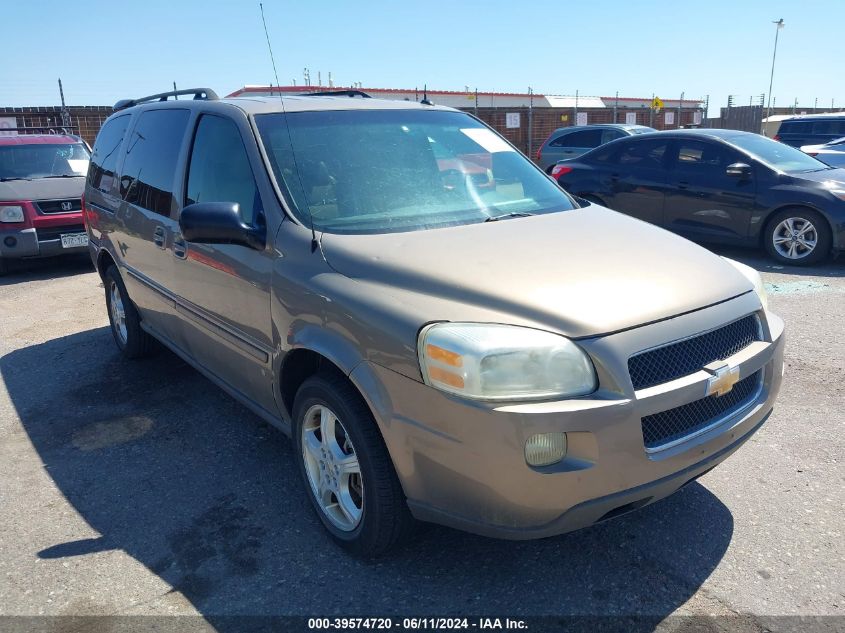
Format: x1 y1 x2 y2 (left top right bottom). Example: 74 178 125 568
85 88 784 555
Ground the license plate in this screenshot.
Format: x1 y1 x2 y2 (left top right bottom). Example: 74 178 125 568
60 233 89 249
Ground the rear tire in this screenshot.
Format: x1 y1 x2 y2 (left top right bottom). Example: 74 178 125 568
104 265 155 358
764 208 831 266
292 370 416 556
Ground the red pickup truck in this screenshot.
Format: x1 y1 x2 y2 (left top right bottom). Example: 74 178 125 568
0 132 91 274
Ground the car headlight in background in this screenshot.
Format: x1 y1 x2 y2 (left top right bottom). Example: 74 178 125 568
418 322 597 401
0 205 24 223
723 257 768 310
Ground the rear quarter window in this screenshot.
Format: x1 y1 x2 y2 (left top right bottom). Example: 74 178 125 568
89 114 130 194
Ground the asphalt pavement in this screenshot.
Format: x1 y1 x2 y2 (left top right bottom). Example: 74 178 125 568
0 248 842 633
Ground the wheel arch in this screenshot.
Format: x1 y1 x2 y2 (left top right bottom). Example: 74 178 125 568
95 247 117 281
757 202 834 246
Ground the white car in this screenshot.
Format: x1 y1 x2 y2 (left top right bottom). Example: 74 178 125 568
801 136 845 167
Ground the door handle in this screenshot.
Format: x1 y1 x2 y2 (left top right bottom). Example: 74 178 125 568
153 226 166 248
173 235 187 260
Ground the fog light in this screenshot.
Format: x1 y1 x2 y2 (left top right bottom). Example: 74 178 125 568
525 432 567 467
3 236 16 248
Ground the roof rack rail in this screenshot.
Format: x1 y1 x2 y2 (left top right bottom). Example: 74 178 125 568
300 90 371 99
113 88 219 111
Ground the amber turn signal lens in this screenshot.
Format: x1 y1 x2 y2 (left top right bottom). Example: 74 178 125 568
428 366 465 389
425 344 463 367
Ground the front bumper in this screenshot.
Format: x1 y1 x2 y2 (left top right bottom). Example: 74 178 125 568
0 225 87 260
352 291 785 539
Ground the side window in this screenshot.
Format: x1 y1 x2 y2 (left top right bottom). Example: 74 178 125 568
120 109 190 216
600 129 624 144
548 133 570 147
779 121 811 135
812 119 845 136
675 140 736 172
561 129 603 148
89 115 129 194
185 115 263 225
614 139 669 168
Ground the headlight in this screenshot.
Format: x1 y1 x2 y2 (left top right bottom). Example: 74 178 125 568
722 257 767 310
0 205 24 223
418 323 597 401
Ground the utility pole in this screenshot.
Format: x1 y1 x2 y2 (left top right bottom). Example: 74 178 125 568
766 19 784 125
528 86 534 159
573 89 579 126
678 91 684 128
474 88 478 116
649 92 655 127
57 78 71 129
613 90 618 123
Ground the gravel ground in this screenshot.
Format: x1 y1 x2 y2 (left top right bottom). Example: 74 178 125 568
0 248 842 632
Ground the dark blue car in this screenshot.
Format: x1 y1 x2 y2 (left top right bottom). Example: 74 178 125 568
552 129 845 265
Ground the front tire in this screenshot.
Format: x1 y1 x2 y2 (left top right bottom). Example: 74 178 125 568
104 265 155 358
764 208 831 266
292 371 416 556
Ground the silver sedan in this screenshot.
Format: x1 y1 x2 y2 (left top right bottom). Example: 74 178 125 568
801 136 845 167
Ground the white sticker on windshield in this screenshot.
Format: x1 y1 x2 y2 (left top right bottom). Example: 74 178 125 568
460 128 515 153
67 159 89 174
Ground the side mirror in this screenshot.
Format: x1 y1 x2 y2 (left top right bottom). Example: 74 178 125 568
726 162 752 179
179 202 265 250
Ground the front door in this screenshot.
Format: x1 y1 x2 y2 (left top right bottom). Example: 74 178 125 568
168 112 277 414
663 139 757 244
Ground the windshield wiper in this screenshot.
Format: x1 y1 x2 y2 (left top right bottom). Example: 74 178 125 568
41 174 82 179
484 211 534 222
0 177 32 182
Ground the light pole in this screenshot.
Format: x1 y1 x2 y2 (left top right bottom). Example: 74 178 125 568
765 18 785 132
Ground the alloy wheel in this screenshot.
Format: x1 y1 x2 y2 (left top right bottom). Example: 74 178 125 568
301 404 364 531
772 217 818 260
109 280 128 344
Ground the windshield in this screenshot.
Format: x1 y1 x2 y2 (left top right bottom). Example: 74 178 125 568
256 109 576 234
0 143 90 180
726 134 829 173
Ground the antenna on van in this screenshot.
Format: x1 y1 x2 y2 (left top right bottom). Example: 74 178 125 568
259 2 283 103
258 2 318 250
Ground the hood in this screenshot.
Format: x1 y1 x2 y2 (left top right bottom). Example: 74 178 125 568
320 207 754 338
0 176 85 202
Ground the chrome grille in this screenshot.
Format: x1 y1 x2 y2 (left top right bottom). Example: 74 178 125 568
641 371 762 450
629 315 761 390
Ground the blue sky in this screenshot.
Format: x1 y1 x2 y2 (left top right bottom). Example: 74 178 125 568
2 0 842 116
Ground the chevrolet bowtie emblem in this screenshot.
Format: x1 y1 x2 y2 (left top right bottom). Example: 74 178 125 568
704 361 740 397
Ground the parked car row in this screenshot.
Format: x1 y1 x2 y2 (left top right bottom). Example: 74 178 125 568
550 128 845 265
78 88 784 555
